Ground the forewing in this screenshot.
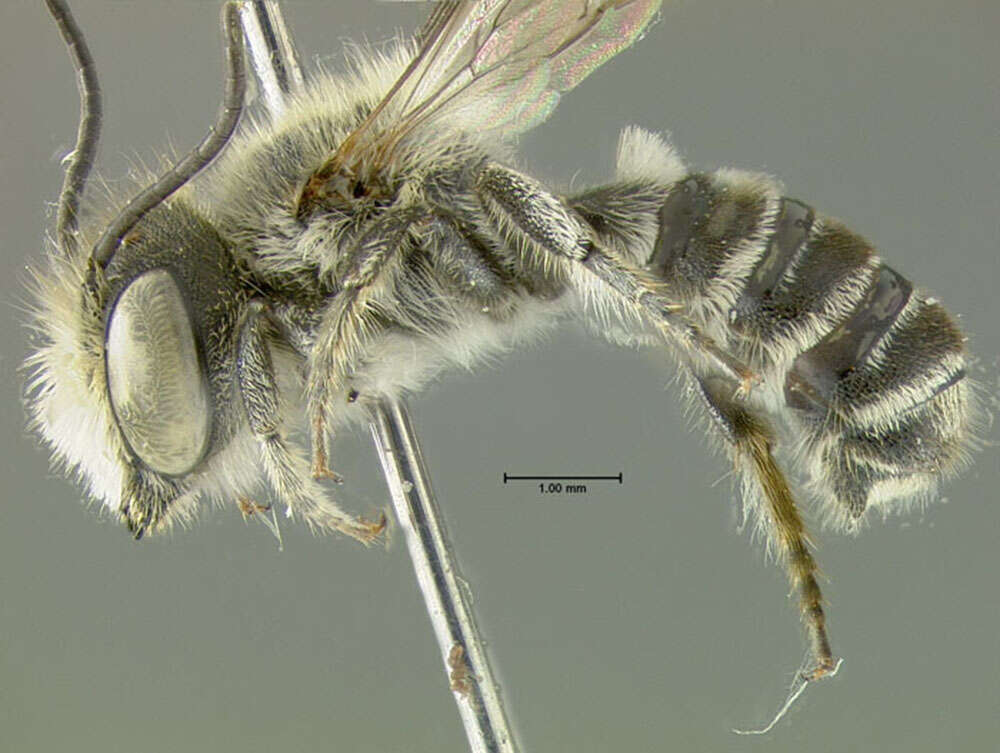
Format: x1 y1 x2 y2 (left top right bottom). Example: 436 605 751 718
305 0 662 215
394 0 663 137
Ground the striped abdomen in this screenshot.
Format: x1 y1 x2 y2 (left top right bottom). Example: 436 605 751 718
598 169 971 523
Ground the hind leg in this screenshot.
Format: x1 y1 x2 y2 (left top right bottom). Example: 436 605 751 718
695 375 837 681
475 162 758 391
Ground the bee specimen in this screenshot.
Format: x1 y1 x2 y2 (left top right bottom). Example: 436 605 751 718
27 0 974 717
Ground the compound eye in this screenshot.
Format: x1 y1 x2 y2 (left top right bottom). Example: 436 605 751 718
105 269 211 476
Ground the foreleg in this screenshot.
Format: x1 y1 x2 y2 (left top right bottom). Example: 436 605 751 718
237 299 384 543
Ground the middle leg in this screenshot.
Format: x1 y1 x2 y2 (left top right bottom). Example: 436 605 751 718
307 208 420 481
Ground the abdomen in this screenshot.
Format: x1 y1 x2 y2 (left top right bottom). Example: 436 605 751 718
573 150 973 527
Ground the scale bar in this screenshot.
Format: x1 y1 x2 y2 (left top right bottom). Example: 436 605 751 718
503 473 623 484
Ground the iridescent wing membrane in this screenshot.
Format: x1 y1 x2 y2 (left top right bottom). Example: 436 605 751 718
328 0 663 171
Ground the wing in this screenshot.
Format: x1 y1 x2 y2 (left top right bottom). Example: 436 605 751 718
312 0 662 195
388 0 663 138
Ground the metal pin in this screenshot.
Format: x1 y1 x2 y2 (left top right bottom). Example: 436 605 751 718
369 400 519 753
236 0 303 115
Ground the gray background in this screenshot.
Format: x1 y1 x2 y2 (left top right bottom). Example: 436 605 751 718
2 1 998 751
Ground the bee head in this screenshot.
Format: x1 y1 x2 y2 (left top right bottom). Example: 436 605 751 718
99 202 251 534
26 0 249 538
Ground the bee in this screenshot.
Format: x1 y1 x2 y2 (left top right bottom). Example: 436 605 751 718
27 0 974 720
